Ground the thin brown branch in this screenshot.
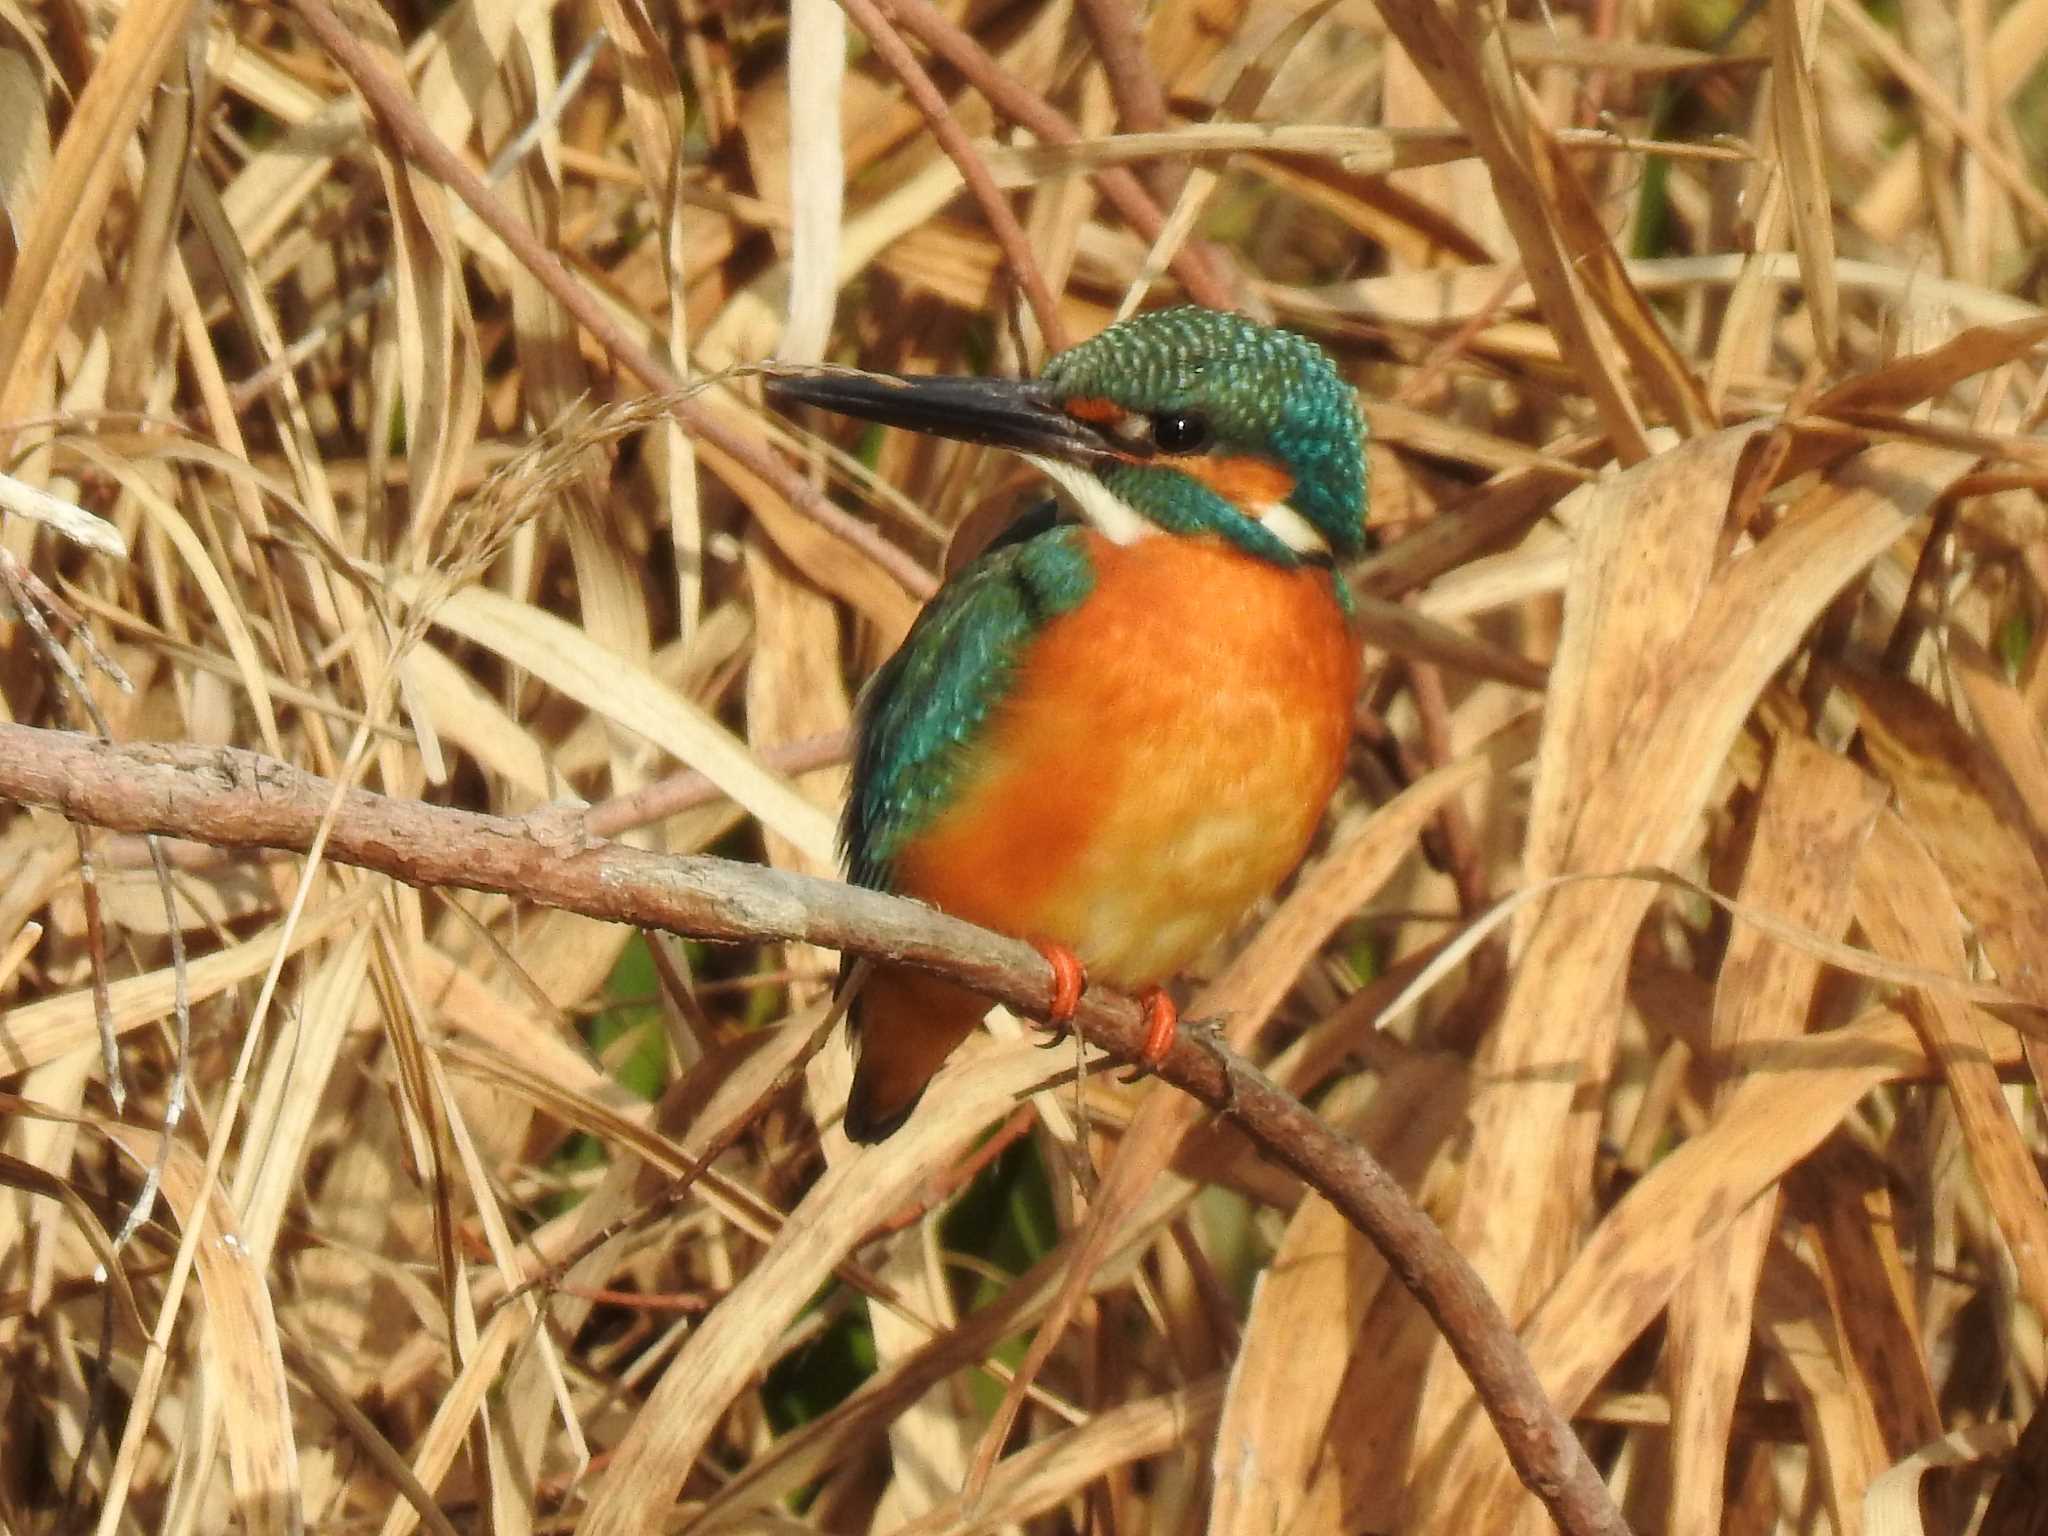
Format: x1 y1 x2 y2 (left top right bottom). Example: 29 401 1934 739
279 0 940 603
877 0 1238 311
1074 0 1170 138
837 0 1069 352
1405 655 1490 917
584 728 853 840
75 823 121 1110
1072 0 1178 206
101 729 856 868
0 721 1628 1536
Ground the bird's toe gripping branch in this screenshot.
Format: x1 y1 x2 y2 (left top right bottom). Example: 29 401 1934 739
1137 987 1179 1065
1122 985 1179 1081
1029 940 1088 1047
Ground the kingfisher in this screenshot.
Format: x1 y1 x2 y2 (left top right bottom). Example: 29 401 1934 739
769 307 1368 1142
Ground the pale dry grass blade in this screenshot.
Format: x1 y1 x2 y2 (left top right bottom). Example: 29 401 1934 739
1844 660 2048 1013
1417 439 1980 1529
1851 0 2048 240
1866 1425 2022 1536
1815 315 2048 417
0 1046 100 1328
1789 1140 1944 1467
742 543 851 885
0 9 57 153
1350 592 1549 691
0 889 370 1074
398 643 553 802
890 1377 1224 1536
425 1045 586 1514
410 944 639 1119
571 1041 1118 1536
373 1304 527 1536
67 442 284 756
412 582 836 862
1772 0 1842 365
1290 253 2044 332
1854 813 2048 1319
560 484 661 801
1531 135 1718 440
0 1108 145 1337
1663 735 1887 1536
1211 1054 1467 1536
1541 430 1763 855
100 1122 300 1536
0 0 198 423
1948 637 2048 1089
352 15 482 561
490 16 657 821
1428 427 1762 1346
687 1188 1182 1530
1397 10 1652 459
176 161 369 764
0 917 40 992
987 121 1747 181
231 928 371 1262
782 0 845 364
1826 0 2048 235
1289 1284 1445 1532
582 0 700 649
0 470 126 557
1415 1000 1943 1531
696 420 931 628
1365 398 1601 480
1756 1239 1890 1534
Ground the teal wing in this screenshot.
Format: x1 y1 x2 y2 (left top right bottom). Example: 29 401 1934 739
843 513 1095 892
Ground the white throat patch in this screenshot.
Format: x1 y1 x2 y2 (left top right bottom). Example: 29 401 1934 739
1023 454 1156 547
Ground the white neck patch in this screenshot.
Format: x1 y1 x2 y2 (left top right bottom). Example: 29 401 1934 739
1253 499 1334 560
1023 454 1156 546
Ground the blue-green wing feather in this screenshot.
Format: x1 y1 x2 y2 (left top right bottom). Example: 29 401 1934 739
844 517 1095 892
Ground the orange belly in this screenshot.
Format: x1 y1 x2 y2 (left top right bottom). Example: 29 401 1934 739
893 532 1358 987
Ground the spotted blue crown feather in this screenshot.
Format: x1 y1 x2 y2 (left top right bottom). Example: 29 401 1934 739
1042 307 1370 562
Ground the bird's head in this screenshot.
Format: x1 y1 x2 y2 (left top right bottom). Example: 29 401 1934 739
768 307 1369 565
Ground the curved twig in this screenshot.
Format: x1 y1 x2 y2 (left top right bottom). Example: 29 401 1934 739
838 0 1069 352
877 0 1238 310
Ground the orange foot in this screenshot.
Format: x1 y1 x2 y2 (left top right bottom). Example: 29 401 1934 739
1029 940 1087 1041
1132 985 1179 1075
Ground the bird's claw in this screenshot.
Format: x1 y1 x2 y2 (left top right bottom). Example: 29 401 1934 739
1117 986 1180 1083
1029 940 1087 1046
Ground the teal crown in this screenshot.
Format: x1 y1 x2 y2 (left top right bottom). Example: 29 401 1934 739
1040 307 1370 561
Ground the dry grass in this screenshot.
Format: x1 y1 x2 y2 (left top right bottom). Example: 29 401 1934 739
1 0 2046 1532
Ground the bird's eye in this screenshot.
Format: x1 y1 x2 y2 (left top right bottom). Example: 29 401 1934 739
1148 412 1211 454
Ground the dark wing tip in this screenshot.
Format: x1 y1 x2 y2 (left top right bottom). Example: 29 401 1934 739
842 1095 919 1145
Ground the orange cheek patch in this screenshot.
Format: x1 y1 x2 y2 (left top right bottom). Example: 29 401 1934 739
1183 455 1296 512
1065 396 1125 425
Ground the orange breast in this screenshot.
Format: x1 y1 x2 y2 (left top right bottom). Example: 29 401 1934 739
893 532 1358 988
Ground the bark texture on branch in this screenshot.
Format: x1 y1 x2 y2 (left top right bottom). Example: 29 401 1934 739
0 720 1629 1536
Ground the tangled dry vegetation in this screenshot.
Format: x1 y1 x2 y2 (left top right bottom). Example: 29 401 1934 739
2 0 2047 1532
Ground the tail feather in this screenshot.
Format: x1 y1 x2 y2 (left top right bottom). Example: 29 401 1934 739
842 965 992 1143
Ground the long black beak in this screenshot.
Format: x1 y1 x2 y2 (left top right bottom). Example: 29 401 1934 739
766 366 1115 467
